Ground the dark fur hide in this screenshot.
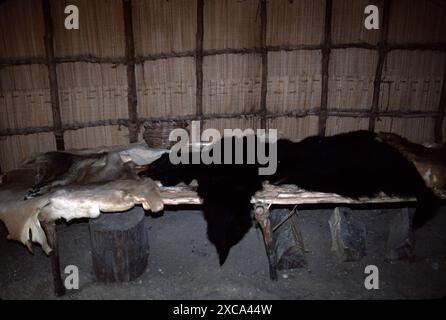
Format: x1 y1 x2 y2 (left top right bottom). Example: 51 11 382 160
146 138 262 265
145 130 441 265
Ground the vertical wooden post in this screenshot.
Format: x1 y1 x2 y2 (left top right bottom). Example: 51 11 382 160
196 0 204 127
368 0 391 132
386 207 415 262
318 0 332 137
434 58 446 142
329 207 366 262
260 0 268 129
123 0 139 143
270 208 307 270
42 0 65 150
42 221 65 297
254 205 277 281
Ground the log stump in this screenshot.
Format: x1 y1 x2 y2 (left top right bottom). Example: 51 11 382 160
89 206 149 283
329 207 366 262
386 207 415 262
270 208 307 270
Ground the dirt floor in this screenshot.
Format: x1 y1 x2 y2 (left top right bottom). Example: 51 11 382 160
0 205 445 300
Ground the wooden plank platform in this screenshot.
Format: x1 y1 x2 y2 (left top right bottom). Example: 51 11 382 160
252 184 418 205
44 181 443 294
158 185 201 205
158 183 420 207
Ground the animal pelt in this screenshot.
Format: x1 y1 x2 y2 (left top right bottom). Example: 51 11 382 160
24 150 139 198
0 143 169 253
146 137 262 265
377 132 446 197
39 178 164 222
22 143 169 199
0 180 52 254
146 130 441 265
0 175 163 254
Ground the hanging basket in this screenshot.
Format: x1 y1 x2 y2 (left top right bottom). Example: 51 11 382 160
143 120 189 149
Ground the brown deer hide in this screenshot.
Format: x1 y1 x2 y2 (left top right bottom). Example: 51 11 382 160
378 132 446 197
0 161 164 254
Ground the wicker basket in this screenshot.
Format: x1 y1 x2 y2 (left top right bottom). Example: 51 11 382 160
143 120 189 149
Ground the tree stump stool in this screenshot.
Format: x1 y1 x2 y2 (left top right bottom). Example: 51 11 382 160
89 206 149 283
329 207 366 262
270 208 307 270
386 207 415 262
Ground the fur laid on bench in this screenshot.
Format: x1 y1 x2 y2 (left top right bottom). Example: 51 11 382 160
0 143 168 254
146 131 444 265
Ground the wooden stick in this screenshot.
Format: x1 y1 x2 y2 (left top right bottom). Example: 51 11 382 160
3 42 446 67
254 205 278 280
42 0 65 151
260 0 268 129
319 0 333 137
0 109 440 137
123 0 139 143
251 183 424 206
434 58 446 142
368 0 391 132
42 221 65 297
195 0 204 128
155 183 439 207
272 205 298 232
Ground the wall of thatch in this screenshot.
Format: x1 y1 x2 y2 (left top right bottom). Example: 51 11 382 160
0 133 56 171
267 50 322 113
267 0 324 46
0 0 46 59
57 62 129 124
268 116 319 141
51 0 126 58
0 0 445 171
136 57 196 118
133 0 196 55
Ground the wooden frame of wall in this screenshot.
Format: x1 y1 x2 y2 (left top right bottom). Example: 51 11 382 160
0 0 445 143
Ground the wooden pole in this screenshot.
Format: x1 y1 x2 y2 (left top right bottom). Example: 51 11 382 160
2 42 446 67
42 221 66 297
42 0 65 151
318 0 332 137
260 0 268 129
196 0 204 127
254 205 277 280
434 58 446 142
368 0 391 132
1 109 441 137
123 0 139 143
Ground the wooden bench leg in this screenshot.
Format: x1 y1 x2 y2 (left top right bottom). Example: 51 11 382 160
386 207 415 262
89 207 149 283
270 208 307 270
254 205 277 281
42 221 65 297
329 207 366 262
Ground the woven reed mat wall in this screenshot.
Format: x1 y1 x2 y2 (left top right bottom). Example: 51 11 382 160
0 0 445 171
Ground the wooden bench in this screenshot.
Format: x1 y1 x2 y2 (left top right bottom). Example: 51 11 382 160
43 183 435 296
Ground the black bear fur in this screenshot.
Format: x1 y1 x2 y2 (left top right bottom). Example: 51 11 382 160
144 130 440 265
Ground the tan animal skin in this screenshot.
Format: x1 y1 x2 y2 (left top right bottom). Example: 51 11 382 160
378 132 446 198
